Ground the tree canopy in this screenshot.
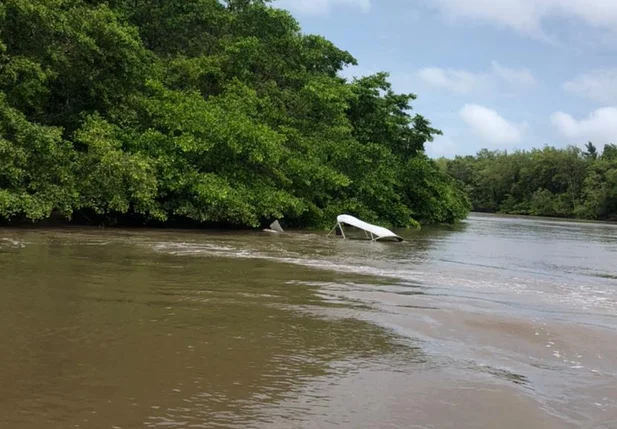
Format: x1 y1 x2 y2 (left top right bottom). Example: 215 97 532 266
0 0 469 228
441 144 617 221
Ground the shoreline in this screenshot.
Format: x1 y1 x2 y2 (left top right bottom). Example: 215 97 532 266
3 210 617 233
468 211 617 226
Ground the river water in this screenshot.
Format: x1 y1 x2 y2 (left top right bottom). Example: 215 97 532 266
1 214 616 429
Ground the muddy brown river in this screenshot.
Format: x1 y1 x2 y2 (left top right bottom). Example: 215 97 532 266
1 214 616 428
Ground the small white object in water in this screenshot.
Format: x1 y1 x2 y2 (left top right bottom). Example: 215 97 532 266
263 220 285 234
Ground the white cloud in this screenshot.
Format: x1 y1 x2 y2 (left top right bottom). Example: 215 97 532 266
551 108 617 145
427 135 459 157
563 69 617 104
460 104 525 144
416 68 480 94
416 61 536 94
277 0 370 16
490 61 536 86
427 0 617 40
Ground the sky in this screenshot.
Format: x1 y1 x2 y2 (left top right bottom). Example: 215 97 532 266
274 0 617 157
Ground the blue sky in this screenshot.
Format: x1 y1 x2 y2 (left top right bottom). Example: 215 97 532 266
275 0 617 157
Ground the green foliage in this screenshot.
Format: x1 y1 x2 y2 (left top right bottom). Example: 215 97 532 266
0 0 469 227
443 144 617 221
1 0 149 132
0 94 76 220
584 142 598 160
73 115 162 219
602 144 617 161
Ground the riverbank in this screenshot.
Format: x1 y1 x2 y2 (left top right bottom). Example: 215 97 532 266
470 211 617 226
442 146 617 224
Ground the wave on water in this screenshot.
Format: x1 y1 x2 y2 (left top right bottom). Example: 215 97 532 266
150 238 617 319
0 237 26 249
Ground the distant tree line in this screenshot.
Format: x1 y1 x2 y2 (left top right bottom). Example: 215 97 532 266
439 142 617 221
0 0 470 228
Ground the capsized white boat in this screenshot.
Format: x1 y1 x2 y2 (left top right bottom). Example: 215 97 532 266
327 214 403 242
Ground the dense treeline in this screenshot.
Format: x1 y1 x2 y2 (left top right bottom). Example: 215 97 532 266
0 0 469 228
441 143 617 221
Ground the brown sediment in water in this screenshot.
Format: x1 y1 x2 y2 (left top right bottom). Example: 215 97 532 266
269 370 568 429
1 218 617 428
